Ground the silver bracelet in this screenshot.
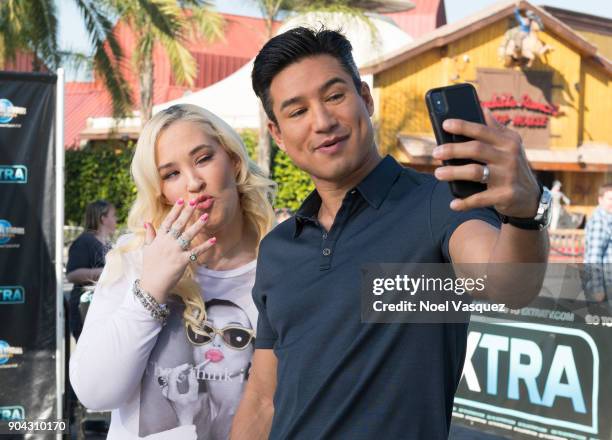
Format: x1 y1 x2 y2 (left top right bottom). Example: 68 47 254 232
133 279 169 324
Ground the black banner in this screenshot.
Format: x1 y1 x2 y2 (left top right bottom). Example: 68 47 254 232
453 301 612 440
0 72 58 422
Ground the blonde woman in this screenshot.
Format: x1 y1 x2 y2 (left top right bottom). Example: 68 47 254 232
70 104 276 439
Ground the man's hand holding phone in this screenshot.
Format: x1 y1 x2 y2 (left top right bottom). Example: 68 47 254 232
432 107 541 219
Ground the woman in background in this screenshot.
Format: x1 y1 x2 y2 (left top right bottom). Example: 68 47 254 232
66 199 117 339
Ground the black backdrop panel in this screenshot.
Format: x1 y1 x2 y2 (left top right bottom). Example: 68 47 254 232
0 72 58 421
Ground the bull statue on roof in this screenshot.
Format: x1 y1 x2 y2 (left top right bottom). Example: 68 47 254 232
498 8 554 68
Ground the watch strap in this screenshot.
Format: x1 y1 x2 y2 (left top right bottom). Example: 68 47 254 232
500 214 544 230
499 183 546 230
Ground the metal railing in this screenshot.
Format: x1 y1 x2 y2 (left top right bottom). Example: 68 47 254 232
548 229 584 262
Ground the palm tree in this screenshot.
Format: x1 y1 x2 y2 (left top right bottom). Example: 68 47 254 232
253 0 290 176
0 0 59 71
0 0 134 116
103 0 224 125
0 0 223 120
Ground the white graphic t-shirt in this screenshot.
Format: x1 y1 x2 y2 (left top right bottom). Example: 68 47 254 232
70 235 257 439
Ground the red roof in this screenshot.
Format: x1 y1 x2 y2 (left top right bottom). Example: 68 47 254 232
64 82 113 148
107 13 281 106
183 14 281 58
2 52 49 72
382 0 446 38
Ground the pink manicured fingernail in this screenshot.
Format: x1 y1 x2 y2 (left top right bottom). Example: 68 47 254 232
144 222 148 229
200 214 208 222
209 237 216 244
177 198 184 205
189 199 196 206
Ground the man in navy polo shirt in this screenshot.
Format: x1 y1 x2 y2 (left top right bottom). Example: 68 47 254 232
231 28 549 439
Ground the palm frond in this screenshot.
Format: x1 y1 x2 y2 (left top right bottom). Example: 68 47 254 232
291 1 379 43
0 0 59 69
58 50 94 76
92 43 134 117
75 0 133 117
257 0 290 20
74 0 122 60
187 6 224 43
25 0 60 68
135 0 184 38
156 29 196 86
0 1 21 62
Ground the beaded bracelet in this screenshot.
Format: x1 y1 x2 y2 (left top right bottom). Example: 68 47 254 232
133 279 169 324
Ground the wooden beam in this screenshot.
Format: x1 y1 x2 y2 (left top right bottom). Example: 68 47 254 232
530 162 612 172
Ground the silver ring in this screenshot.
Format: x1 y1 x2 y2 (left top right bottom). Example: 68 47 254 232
189 252 198 262
177 235 190 251
480 165 490 184
170 228 181 239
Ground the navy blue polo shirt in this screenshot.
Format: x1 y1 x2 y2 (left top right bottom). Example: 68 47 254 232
252 155 501 439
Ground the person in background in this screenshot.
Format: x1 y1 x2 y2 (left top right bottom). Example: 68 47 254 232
66 200 117 340
584 183 612 302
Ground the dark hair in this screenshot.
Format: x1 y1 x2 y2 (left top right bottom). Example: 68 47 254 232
252 27 361 124
83 200 113 231
600 183 612 197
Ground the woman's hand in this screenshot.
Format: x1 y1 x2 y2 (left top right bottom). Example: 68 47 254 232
140 198 216 303
163 363 203 426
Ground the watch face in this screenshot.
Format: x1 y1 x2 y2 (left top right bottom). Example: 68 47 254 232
538 187 553 227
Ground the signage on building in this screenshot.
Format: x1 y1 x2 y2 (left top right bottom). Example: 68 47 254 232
477 68 557 148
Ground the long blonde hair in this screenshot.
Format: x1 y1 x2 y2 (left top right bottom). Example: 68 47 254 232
102 104 276 328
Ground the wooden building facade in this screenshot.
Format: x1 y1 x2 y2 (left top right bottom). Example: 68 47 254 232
362 0 612 212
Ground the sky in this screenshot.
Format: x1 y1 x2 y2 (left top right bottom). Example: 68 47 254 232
57 0 612 80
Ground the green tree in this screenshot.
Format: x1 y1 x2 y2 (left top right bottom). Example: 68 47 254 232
240 128 314 210
65 141 137 226
0 0 196 117
0 0 59 71
270 148 315 211
103 0 224 125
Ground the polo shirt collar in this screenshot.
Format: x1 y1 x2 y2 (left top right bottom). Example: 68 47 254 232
355 155 402 209
293 155 402 238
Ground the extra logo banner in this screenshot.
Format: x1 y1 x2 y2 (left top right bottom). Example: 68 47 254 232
453 315 610 439
0 99 27 129
0 72 58 421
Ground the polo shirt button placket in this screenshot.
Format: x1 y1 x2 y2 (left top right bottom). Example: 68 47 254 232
320 236 335 270
320 245 333 270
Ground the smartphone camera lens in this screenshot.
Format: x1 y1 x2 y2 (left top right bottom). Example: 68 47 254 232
431 92 446 115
